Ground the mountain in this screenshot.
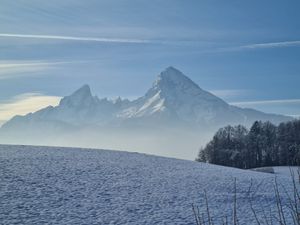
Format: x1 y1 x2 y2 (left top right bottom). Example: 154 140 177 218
0 67 291 159
119 67 290 127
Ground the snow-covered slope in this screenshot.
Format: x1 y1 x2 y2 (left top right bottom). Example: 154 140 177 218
0 145 296 224
119 67 290 126
2 84 130 130
118 67 230 123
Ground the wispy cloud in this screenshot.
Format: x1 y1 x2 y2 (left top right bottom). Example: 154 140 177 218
231 99 300 118
218 40 300 52
238 40 300 50
231 99 300 106
0 33 210 46
210 89 251 99
0 60 92 79
288 115 300 118
0 61 67 69
0 61 55 79
0 33 151 44
0 93 61 126
2 33 300 51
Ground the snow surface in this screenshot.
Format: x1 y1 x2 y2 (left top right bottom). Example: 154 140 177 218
0 145 297 224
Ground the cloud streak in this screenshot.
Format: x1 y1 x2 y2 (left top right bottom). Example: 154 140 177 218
238 40 300 49
0 33 151 44
218 40 300 52
0 60 94 79
0 93 61 126
0 61 71 69
231 99 300 106
210 89 251 99
1 33 300 50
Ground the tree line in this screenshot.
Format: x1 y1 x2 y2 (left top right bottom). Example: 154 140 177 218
197 120 300 169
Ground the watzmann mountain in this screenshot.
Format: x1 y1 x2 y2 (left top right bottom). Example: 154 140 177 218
0 67 291 159
2 67 290 130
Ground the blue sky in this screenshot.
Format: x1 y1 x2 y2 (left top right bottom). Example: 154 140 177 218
0 0 300 124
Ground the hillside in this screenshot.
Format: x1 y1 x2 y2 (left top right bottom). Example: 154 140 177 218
0 145 296 224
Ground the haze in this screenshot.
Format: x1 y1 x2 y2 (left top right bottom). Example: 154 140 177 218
1 0 300 159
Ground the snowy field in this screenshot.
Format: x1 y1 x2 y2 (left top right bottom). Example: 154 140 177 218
0 145 297 224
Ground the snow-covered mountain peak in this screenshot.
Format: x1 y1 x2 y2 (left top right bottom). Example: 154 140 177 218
159 66 187 80
123 67 230 122
71 84 92 98
154 66 200 91
159 66 182 79
59 84 97 108
149 67 221 104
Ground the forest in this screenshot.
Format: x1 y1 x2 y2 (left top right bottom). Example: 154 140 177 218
197 120 300 169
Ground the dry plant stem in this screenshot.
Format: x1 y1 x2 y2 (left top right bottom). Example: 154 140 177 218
204 189 213 225
192 169 300 225
248 179 261 225
192 204 201 225
274 177 287 225
260 203 270 225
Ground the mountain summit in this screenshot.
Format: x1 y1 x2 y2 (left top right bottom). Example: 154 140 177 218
118 67 229 123
59 84 97 108
151 66 210 100
155 66 201 92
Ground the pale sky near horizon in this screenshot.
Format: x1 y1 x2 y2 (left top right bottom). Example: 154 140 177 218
0 0 300 124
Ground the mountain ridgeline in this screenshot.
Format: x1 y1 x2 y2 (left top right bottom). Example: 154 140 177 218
0 67 291 159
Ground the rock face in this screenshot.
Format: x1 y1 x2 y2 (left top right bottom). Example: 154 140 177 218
0 67 291 159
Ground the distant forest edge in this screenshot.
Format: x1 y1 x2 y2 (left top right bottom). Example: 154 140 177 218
197 119 300 169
